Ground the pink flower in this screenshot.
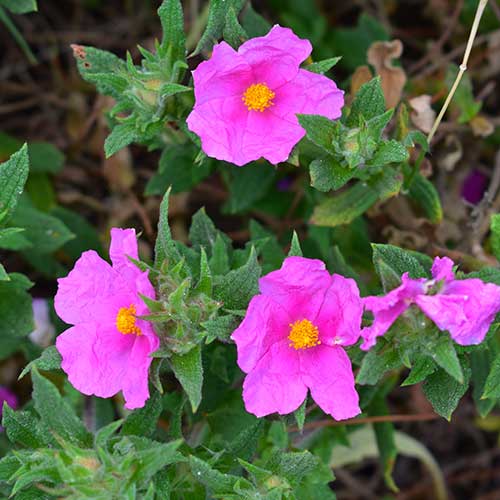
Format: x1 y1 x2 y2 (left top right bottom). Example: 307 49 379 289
55 228 159 410
187 25 344 166
231 256 362 421
361 256 500 350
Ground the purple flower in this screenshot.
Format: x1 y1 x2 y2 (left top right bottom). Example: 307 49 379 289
187 25 344 166
361 257 500 349
461 169 488 204
231 256 362 421
55 228 159 410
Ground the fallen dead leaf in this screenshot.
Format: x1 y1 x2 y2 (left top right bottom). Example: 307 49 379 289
367 39 407 108
470 115 494 137
350 65 373 98
409 95 436 134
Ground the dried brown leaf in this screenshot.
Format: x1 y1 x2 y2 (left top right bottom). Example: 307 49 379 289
367 39 407 108
409 95 436 134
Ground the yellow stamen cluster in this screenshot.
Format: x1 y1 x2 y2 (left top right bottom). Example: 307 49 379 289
288 319 321 350
242 83 275 112
116 304 142 336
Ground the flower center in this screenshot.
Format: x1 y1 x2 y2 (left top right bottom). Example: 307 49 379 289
288 319 321 350
242 83 275 112
116 304 141 336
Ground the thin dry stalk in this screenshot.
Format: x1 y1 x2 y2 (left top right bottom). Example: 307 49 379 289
427 0 489 144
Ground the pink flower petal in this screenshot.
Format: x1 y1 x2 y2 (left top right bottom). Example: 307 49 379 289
109 228 139 275
301 345 360 420
121 335 156 409
56 323 134 399
192 42 253 106
259 256 331 319
242 340 307 417
314 274 362 346
238 25 312 88
431 256 455 282
361 274 425 350
416 278 500 345
231 295 291 373
275 68 344 121
54 250 130 326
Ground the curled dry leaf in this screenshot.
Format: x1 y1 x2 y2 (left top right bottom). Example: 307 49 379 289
367 39 407 109
436 134 463 172
409 95 436 134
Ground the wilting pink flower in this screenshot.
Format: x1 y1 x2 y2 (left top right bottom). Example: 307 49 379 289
55 228 159 410
361 256 500 350
231 256 362 420
0 387 18 431
187 25 344 166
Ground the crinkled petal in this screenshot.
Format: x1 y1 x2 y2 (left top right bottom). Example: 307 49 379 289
231 295 291 373
242 340 307 417
361 274 425 350
431 256 455 283
274 69 344 122
301 345 360 420
121 334 156 409
187 95 251 166
109 228 140 281
56 323 134 399
259 256 331 321
54 250 130 326
314 274 362 346
238 25 311 88
187 93 307 166
416 279 500 345
192 42 253 106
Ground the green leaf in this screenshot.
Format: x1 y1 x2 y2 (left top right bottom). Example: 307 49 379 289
423 364 471 420
0 144 29 224
145 144 212 196
288 231 303 257
31 368 93 446
368 140 408 167
28 142 65 173
0 0 37 14
347 77 386 127
424 336 463 383
155 188 182 267
104 123 137 158
408 173 443 224
267 450 321 487
0 273 34 358
372 244 430 282
192 0 245 55
2 405 47 448
9 201 74 254
490 214 500 261
357 348 400 385
0 263 8 281
189 207 227 253
401 356 437 386
19 345 62 379
297 114 337 154
25 173 56 211
170 345 203 412
306 57 341 74
202 314 238 342
122 390 162 437
158 0 186 65
482 354 500 399
294 398 307 432
471 348 498 417
309 157 354 192
223 6 248 49
311 182 379 227
224 162 276 214
195 248 212 296
0 227 31 250
214 247 260 310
